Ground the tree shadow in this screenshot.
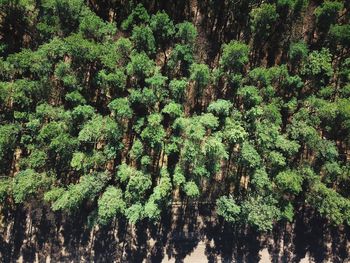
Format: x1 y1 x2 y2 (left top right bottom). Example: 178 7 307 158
3 204 350 263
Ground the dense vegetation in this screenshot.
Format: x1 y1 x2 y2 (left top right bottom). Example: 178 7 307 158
0 0 349 234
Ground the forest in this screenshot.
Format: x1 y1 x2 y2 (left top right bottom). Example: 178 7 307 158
0 0 350 262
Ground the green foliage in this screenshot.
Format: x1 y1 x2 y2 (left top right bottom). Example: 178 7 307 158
289 41 308 66
250 3 278 40
127 52 155 81
315 1 343 33
108 98 133 120
97 69 127 91
220 41 249 73
125 172 152 203
329 24 350 48
150 11 175 49
190 63 210 90
308 182 350 225
131 25 156 55
43 187 65 203
65 91 86 106
168 44 194 75
0 178 12 202
175 21 197 46
277 0 308 14
40 0 87 36
169 78 188 102
0 124 20 164
78 115 120 143
141 114 165 149
222 118 247 145
51 172 108 212
237 86 262 108
241 142 261 169
162 102 183 118
241 195 280 232
130 139 144 160
125 203 144 224
184 181 200 198
208 100 232 118
173 166 186 186
98 186 126 225
13 169 52 203
275 170 303 195
115 37 133 66
281 202 295 222
121 4 149 31
1 1 350 233
79 10 116 41
302 48 333 85
216 196 241 223
251 168 272 193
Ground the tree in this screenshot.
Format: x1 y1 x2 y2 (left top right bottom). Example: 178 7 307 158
275 170 303 195
127 52 155 83
203 135 228 174
189 63 210 108
0 178 12 203
240 142 261 169
288 41 308 69
329 24 350 49
250 4 278 41
78 115 120 144
79 10 116 41
314 1 343 34
65 91 86 107
125 172 152 203
13 169 52 204
216 195 241 223
219 41 249 73
208 99 232 118
184 181 200 198
173 166 186 186
131 25 156 55
115 37 133 66
121 3 149 31
39 0 87 36
97 69 127 92
2 0 350 234
144 200 161 221
108 98 133 120
190 63 210 91
0 124 20 169
302 48 333 86
150 11 175 51
125 203 144 224
169 78 188 102
141 114 166 149
162 102 183 119
98 186 126 225
130 139 144 161
308 182 350 225
241 195 280 232
237 86 262 109
175 21 197 46
221 118 247 145
145 71 169 102
251 168 272 193
168 44 194 76
50 172 108 212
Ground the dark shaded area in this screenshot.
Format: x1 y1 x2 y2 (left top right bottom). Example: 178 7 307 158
1 204 349 262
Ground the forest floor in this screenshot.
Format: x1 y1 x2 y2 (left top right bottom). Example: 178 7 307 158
2 203 350 262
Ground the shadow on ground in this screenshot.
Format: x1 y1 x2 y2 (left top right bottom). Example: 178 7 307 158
0 202 349 263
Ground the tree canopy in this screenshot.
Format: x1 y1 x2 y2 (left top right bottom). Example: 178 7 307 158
0 1 349 237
